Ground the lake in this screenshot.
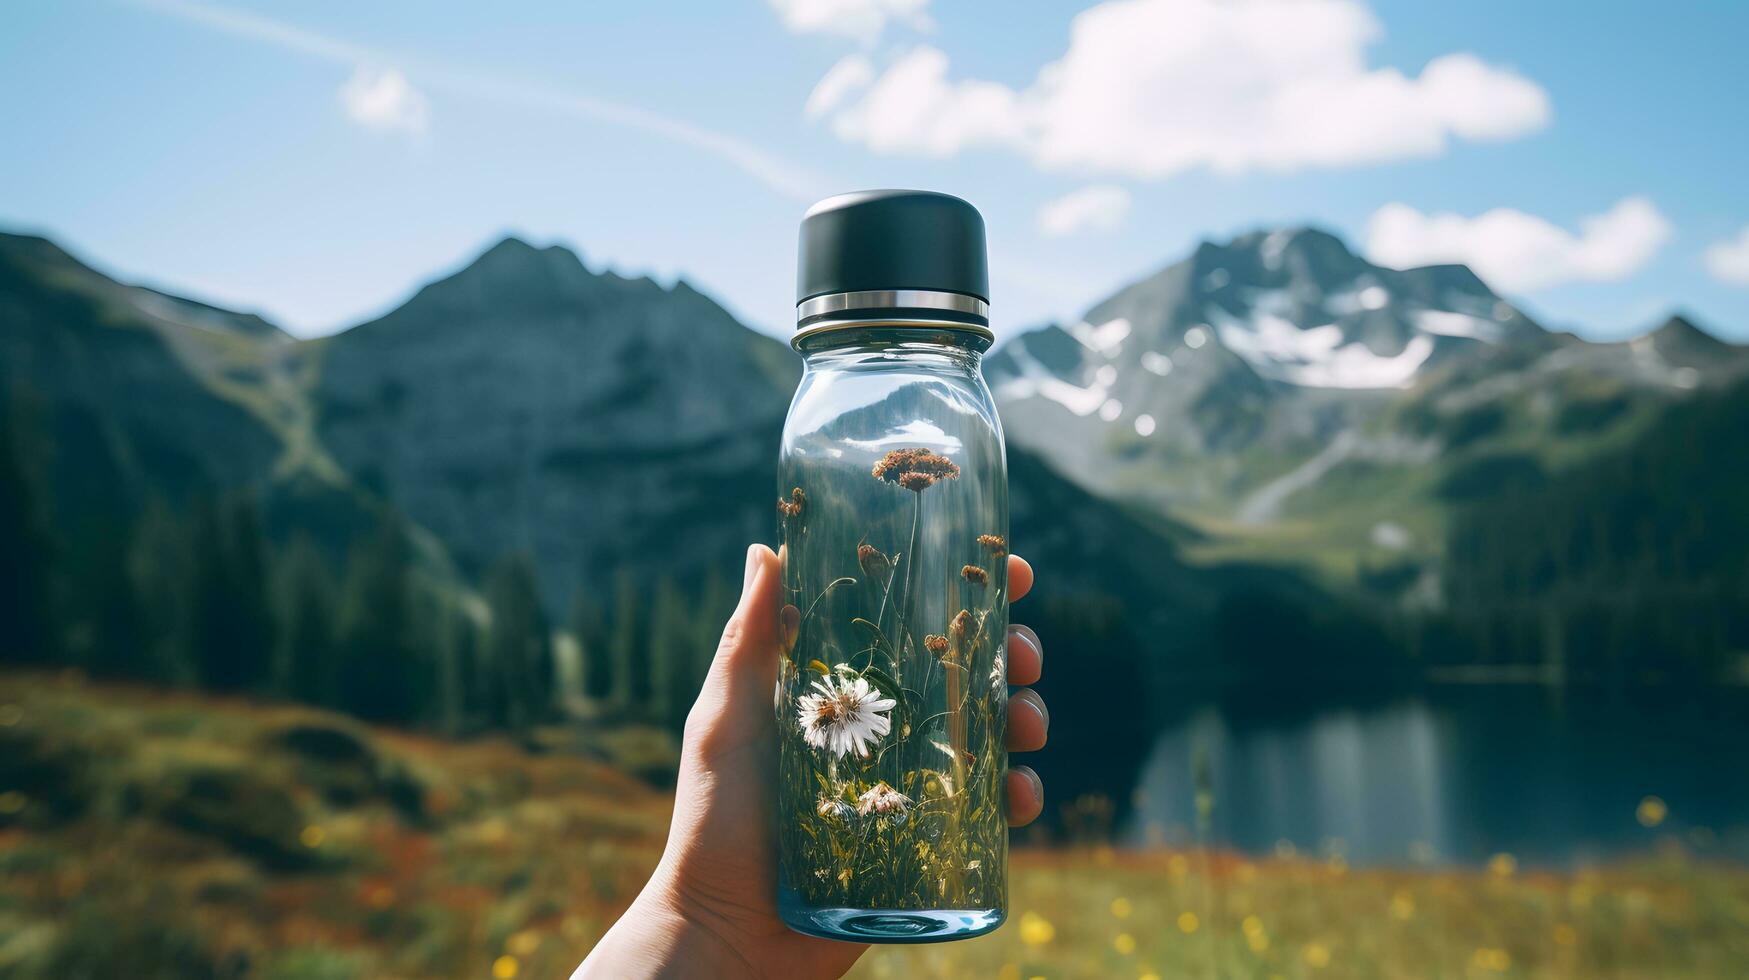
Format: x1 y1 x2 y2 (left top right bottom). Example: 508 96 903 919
1123 686 1749 866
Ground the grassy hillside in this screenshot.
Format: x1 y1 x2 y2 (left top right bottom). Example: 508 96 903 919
0 671 668 979
1 674 1743 980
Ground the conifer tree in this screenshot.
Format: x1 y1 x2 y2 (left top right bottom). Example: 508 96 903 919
274 534 338 706
484 553 553 731
80 513 144 679
646 578 686 727
609 571 643 712
128 496 192 682
186 494 274 692
336 510 426 723
0 396 56 665
570 587 613 702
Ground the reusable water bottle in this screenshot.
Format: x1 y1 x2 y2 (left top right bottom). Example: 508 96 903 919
775 190 1009 942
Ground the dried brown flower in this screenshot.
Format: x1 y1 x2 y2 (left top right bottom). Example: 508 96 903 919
948 609 975 641
924 634 949 655
872 448 960 492
777 487 806 518
961 564 988 587
857 543 891 581
977 534 1008 557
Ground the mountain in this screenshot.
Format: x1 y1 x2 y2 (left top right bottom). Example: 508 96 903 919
1645 312 1741 368
1 231 420 561
9 223 1744 715
1 229 1264 658
306 235 1324 675
313 237 800 609
9 220 1749 821
987 227 1749 590
0 232 290 507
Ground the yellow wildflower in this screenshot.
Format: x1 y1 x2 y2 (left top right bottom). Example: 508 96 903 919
1018 911 1055 946
1390 890 1415 920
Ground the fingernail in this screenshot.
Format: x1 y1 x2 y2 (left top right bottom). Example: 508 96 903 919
742 545 760 592
1017 688 1049 731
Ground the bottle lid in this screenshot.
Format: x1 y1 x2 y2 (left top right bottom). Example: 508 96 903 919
795 189 989 340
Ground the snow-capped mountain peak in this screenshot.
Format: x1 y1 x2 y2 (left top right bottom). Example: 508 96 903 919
984 226 1745 519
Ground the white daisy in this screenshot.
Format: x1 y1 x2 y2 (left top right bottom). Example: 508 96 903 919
856 781 913 819
796 671 895 759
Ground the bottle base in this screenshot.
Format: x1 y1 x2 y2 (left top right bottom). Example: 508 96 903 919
779 893 1005 944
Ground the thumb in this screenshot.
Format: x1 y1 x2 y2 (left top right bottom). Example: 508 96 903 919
693 544 785 733
718 543 784 665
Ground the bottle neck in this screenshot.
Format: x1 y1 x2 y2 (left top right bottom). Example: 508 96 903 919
794 325 990 373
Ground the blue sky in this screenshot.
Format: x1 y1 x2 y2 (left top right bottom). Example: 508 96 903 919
3 0 1747 342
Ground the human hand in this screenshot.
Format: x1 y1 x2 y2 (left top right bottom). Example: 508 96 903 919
575 544 1048 979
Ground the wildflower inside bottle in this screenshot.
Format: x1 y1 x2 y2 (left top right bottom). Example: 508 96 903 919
796 670 896 759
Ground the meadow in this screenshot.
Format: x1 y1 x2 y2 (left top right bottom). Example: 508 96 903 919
0 672 1744 980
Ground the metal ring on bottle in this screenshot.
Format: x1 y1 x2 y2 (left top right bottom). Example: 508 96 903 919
796 289 989 325
792 317 995 348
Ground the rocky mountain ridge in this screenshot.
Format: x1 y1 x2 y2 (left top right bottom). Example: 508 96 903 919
986 226 1747 583
1 229 1247 649
7 222 1745 644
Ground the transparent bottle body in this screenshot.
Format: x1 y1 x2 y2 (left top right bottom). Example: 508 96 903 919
775 326 1009 943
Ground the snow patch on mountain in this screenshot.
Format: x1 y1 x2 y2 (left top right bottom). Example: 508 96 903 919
1031 377 1111 415
1324 282 1391 315
1069 317 1131 354
1413 309 1502 342
1208 305 1436 389
1260 229 1294 270
1212 309 1344 362
991 332 1114 416
1141 351 1173 375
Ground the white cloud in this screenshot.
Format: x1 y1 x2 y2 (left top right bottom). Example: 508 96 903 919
826 46 1025 156
767 0 930 43
812 0 1550 179
1038 184 1132 237
132 0 827 199
338 66 428 133
1703 226 1749 285
1366 197 1672 293
805 55 874 119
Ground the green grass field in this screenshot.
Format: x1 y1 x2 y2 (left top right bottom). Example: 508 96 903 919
1 673 1744 979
